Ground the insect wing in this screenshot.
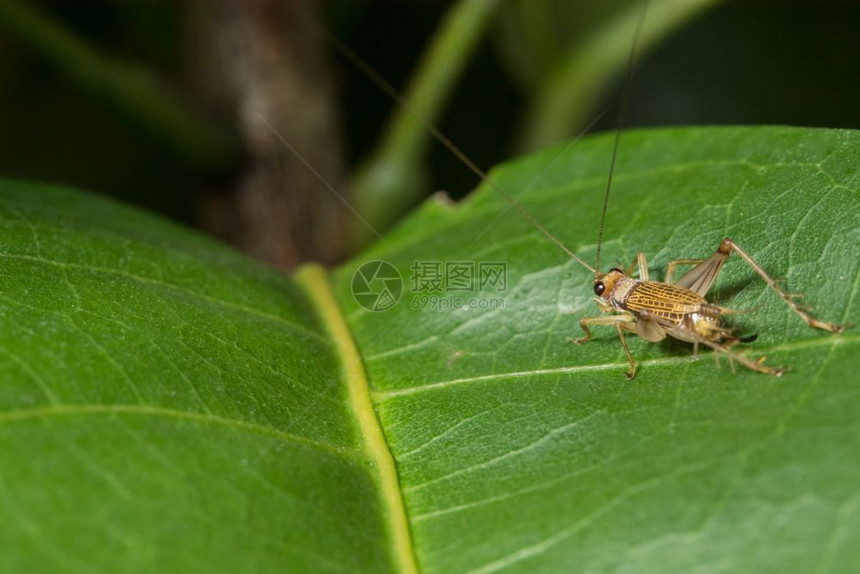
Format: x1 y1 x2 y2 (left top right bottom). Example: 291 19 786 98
625 281 708 324
676 251 728 295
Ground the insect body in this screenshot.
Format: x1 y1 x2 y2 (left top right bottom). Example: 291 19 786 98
573 240 846 379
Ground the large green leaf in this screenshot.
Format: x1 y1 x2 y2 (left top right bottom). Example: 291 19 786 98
0 185 412 572
2 126 859 573
333 126 860 572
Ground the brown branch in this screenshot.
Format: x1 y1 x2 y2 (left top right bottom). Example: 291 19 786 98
184 0 347 270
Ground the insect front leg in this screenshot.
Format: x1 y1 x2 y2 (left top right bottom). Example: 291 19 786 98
569 312 634 344
614 321 638 380
567 313 638 379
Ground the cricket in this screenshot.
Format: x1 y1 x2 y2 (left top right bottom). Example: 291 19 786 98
444 124 848 379
506 1 849 379
332 1 849 378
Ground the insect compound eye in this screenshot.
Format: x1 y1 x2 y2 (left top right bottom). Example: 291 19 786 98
594 281 606 296
609 267 623 274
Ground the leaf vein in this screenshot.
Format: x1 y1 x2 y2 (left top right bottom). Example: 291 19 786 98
0 253 326 344
374 335 858 399
0 404 358 458
405 411 605 494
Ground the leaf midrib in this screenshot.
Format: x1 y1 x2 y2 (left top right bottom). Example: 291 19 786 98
294 264 419 574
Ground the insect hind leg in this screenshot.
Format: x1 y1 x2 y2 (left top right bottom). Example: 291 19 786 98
662 315 785 376
721 238 847 334
695 334 786 377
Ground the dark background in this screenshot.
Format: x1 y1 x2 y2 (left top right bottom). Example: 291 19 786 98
1 0 858 263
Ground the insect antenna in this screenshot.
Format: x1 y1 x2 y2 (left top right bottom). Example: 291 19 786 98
318 3 648 275
595 0 649 274
317 14 599 273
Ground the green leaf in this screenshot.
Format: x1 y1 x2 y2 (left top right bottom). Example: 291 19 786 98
333 126 860 572
2 126 859 573
0 185 414 573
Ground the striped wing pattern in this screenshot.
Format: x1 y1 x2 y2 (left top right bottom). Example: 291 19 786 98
625 281 709 325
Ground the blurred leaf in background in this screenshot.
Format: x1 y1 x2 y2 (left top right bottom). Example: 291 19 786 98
0 1 201 219
335 0 860 209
